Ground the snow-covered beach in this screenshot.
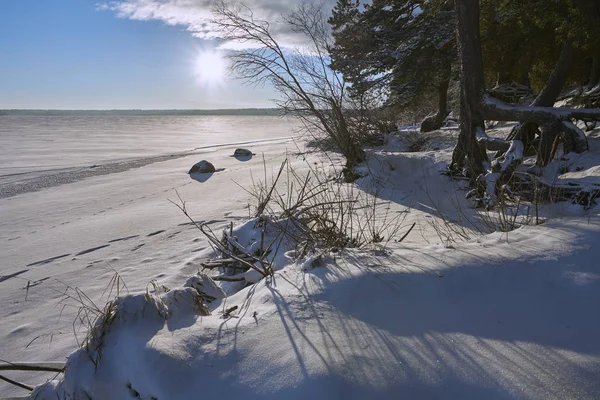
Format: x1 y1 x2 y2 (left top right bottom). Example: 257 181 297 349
0 115 300 396
2 116 600 399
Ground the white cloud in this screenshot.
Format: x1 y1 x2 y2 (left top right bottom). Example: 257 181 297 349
98 0 336 48
98 1 216 38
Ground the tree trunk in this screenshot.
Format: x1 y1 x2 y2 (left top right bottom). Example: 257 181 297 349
508 39 575 164
420 61 451 133
534 39 574 107
588 55 600 90
450 0 489 179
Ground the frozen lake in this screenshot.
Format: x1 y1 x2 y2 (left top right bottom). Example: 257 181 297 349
0 115 299 174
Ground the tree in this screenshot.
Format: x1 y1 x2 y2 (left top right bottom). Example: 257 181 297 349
451 0 488 179
480 0 573 89
481 0 600 164
212 1 365 178
328 0 456 132
451 0 600 205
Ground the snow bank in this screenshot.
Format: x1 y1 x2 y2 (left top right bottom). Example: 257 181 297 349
33 217 600 399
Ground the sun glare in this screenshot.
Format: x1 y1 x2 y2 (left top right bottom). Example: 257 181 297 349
194 50 227 86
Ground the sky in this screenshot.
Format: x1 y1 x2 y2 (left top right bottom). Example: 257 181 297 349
0 0 334 110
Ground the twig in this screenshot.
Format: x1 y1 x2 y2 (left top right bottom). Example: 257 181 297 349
169 191 269 277
0 373 34 391
212 275 246 282
256 159 287 217
397 222 416 243
0 361 65 373
223 305 239 318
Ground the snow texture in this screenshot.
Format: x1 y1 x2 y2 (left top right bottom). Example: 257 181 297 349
2 117 600 399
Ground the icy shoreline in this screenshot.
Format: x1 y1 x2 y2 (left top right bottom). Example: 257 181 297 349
0 137 293 199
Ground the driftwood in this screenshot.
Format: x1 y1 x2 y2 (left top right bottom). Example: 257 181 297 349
223 306 239 318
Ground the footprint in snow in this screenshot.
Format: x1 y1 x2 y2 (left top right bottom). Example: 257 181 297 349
108 235 139 243
0 269 28 283
75 244 110 256
27 254 71 267
131 243 145 252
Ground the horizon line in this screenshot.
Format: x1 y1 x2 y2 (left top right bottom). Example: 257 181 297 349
1 107 281 111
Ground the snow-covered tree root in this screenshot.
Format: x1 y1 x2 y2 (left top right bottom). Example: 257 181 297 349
450 0 600 210
482 96 594 159
467 132 524 208
508 172 600 211
451 95 600 208
462 132 599 210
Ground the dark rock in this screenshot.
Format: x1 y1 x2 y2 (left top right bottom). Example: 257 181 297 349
234 148 253 157
420 114 444 133
188 160 216 174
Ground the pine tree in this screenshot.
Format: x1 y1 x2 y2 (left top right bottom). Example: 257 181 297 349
328 0 456 131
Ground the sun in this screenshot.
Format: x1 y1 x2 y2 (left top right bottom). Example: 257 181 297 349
194 50 227 86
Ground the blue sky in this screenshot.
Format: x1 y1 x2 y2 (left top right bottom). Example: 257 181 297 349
0 0 279 109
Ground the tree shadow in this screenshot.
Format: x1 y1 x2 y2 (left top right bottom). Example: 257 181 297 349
233 236 600 398
309 253 600 354
71 237 600 399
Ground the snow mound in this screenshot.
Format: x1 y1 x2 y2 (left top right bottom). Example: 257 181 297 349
33 218 600 399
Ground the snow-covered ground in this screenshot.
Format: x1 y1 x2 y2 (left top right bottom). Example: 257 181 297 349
1 118 600 399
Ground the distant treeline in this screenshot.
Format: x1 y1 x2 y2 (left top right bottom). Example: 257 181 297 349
0 108 284 117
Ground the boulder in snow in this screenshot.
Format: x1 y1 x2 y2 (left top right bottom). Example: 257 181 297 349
188 160 216 174
234 148 253 157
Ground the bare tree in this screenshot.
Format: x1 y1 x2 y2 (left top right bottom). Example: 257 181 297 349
212 1 365 179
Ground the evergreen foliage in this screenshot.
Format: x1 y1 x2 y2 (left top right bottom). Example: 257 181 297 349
328 0 455 109
329 0 600 117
